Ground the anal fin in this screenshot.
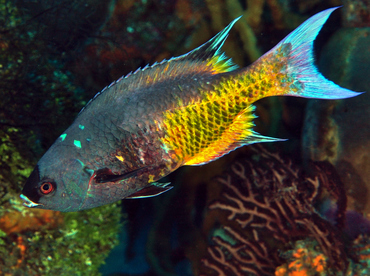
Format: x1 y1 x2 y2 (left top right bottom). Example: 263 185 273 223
126 182 172 199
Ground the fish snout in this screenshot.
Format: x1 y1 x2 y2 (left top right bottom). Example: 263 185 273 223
20 193 43 208
20 165 44 208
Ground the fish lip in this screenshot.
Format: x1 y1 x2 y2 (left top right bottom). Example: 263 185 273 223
20 194 43 208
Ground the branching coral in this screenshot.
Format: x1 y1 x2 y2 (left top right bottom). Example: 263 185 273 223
201 146 348 276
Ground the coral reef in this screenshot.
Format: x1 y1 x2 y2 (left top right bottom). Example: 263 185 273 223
143 151 236 275
0 200 121 275
2 0 368 275
142 146 368 276
342 0 370 28
200 146 348 276
0 127 121 275
275 239 328 276
276 235 370 276
0 0 86 156
0 1 121 275
302 0 370 222
136 7 350 272
351 235 370 273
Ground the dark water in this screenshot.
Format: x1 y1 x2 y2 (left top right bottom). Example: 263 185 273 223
1 1 370 275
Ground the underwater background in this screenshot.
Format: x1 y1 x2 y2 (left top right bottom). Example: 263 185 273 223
1 0 370 275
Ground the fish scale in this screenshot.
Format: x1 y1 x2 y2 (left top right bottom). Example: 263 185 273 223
159 49 295 165
20 7 362 211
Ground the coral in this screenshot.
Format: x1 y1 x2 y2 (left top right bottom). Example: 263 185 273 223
140 146 241 275
200 146 348 276
1 1 361 275
0 190 121 275
303 3 370 220
142 145 365 276
0 128 121 275
346 235 370 275
275 235 370 276
342 0 370 28
0 0 86 158
0 209 62 235
0 2 122 275
0 128 33 189
275 240 328 276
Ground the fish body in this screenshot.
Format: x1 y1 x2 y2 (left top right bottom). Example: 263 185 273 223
21 7 361 211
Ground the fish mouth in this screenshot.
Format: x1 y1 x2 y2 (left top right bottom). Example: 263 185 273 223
20 194 43 208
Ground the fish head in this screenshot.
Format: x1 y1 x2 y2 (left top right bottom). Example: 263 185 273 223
20 144 91 212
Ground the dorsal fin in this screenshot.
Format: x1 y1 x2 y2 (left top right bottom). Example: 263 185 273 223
177 16 241 72
79 17 241 115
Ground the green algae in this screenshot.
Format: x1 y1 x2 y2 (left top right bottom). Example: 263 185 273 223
0 131 121 275
0 128 33 185
0 204 121 276
20 204 121 276
0 2 122 274
0 0 86 158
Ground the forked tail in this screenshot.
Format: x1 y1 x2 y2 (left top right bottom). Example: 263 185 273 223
252 7 362 100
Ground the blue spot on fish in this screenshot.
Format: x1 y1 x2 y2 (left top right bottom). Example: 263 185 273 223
59 133 67 141
74 140 82 148
76 159 84 167
79 124 85 130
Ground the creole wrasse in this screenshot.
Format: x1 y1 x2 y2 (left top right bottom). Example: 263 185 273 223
21 8 361 212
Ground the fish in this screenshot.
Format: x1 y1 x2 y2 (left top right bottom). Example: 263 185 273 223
20 7 361 212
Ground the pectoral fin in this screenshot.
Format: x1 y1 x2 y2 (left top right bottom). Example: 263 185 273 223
126 182 173 199
95 167 147 183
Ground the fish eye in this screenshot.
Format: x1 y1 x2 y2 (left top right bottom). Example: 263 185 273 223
40 182 54 195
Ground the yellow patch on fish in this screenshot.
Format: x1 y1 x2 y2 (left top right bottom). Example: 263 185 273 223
115 155 124 162
160 45 295 166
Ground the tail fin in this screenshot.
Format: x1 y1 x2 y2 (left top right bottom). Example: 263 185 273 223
260 7 362 99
